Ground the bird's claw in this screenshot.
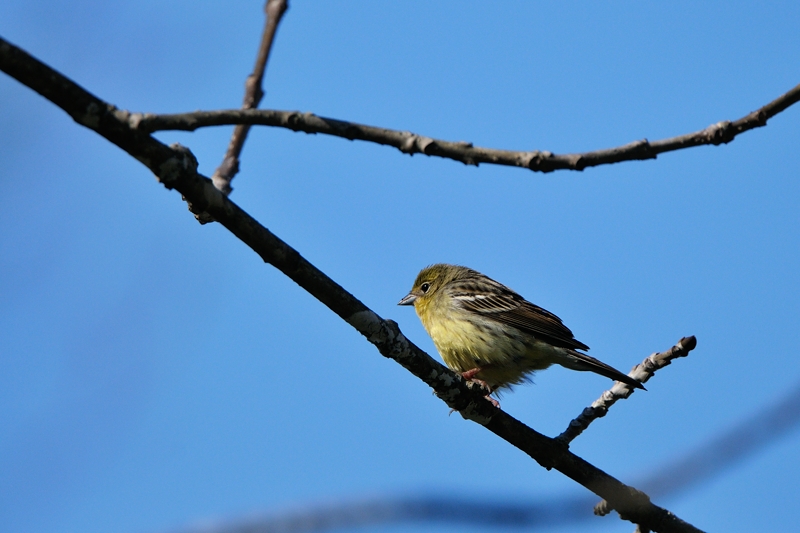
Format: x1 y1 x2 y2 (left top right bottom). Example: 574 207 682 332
460 369 500 408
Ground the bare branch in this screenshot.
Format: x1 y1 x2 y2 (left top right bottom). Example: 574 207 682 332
137 83 800 173
212 0 289 194
0 36 704 533
556 336 698 444
0 35 699 532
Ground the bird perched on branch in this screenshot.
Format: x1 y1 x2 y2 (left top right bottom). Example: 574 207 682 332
398 264 643 401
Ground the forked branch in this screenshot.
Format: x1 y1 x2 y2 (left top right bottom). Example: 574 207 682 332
0 36 703 533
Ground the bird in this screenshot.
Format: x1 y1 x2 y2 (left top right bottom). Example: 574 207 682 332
398 264 643 399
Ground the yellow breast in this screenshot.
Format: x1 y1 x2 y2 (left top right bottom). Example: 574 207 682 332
414 293 557 389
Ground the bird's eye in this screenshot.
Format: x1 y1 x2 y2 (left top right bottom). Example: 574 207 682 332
420 282 431 293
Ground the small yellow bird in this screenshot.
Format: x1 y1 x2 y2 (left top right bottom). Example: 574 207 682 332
399 264 643 396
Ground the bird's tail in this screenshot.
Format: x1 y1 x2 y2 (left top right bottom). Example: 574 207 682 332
558 350 645 390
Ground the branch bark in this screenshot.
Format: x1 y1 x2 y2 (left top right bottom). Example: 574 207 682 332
556 336 698 444
0 36 703 533
135 82 800 173
211 0 288 194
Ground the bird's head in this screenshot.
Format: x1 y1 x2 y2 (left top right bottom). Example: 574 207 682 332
398 264 463 308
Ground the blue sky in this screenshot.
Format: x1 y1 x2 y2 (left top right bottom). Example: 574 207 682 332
2 2 799 532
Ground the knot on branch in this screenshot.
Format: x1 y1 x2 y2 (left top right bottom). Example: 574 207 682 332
124 112 172 132
157 144 212 224
633 335 697 383
639 352 661 374
732 108 769 133
623 138 655 160
265 0 289 19
702 120 734 145
594 498 612 516
678 335 698 352
399 133 435 155
594 487 652 519
284 111 305 131
125 111 145 130
158 143 198 189
566 153 585 170
243 75 265 108
454 141 478 166
520 150 554 171
284 111 326 135
594 390 617 409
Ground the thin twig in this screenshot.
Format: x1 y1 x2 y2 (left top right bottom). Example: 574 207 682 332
556 337 697 445
0 36 704 533
137 83 800 174
212 0 288 194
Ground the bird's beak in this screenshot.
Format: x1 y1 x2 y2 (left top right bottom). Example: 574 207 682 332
398 293 417 306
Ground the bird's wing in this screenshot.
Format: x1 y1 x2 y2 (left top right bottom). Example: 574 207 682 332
449 274 590 351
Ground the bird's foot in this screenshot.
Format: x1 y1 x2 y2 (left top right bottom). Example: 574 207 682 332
460 368 500 408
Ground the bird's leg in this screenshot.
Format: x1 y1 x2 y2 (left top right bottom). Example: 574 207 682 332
460 367 500 408
460 367 483 381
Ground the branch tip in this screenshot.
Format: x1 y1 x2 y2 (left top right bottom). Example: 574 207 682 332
555 336 697 444
211 0 289 194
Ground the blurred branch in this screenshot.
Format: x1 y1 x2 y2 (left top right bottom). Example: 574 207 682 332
136 82 800 173
212 0 288 194
168 377 800 533
0 36 701 533
171 495 592 533
640 379 800 499
556 336 697 445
